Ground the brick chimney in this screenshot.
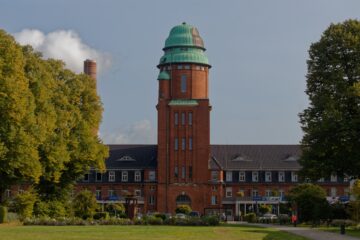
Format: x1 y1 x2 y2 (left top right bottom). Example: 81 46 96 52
84 59 97 80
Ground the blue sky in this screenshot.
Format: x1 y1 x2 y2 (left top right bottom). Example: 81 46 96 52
1 0 359 144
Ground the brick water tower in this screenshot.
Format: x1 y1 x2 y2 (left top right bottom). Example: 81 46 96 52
156 23 212 213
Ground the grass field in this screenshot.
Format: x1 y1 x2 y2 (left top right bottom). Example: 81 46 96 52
0 224 309 240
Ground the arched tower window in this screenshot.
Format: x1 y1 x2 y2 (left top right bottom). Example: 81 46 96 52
176 194 191 205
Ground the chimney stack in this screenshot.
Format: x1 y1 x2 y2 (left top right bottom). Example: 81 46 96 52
84 59 97 80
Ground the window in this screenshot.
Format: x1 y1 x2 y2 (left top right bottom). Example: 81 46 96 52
330 187 337 197
134 189 141 197
188 112 193 125
211 171 218 181
343 176 349 182
211 195 217 205
181 112 186 125
174 138 178 150
96 190 101 199
265 171 272 182
149 195 155 205
196 66 201 70
149 171 156 181
189 166 192 179
318 177 324 182
252 171 259 182
177 65 183 70
108 171 115 182
108 189 115 197
174 113 178 125
96 172 102 182
226 171 233 182
265 189 272 197
212 185 217 191
291 172 298 182
83 173 89 182
122 171 128 182
278 171 285 182
174 166 178 177
189 137 193 150
226 187 232 198
5 189 11 198
201 66 205 71
184 65 190 70
181 166 186 179
239 171 246 182
279 189 285 197
181 75 187 93
135 171 141 182
149 185 156 192
252 189 259 197
181 138 186 150
330 174 337 182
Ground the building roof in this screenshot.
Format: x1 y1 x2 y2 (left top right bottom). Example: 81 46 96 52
210 145 301 171
158 23 210 67
104 144 301 171
106 145 157 169
164 22 205 50
157 71 170 80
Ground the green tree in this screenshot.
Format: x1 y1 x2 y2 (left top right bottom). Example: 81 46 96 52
259 204 272 215
175 204 192 215
0 30 41 201
72 190 98 219
287 184 330 224
299 19 360 180
11 190 38 220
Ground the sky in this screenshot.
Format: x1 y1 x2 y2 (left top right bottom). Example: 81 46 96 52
1 0 359 144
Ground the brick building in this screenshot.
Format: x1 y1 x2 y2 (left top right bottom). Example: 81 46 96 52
77 23 350 219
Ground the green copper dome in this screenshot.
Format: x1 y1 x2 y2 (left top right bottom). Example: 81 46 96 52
158 22 210 67
157 71 170 80
164 22 205 50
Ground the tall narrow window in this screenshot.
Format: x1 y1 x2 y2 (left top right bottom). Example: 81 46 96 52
108 171 115 182
189 166 193 179
174 166 178 177
265 171 272 182
182 166 186 179
182 138 186 150
149 171 156 181
239 171 245 182
181 75 187 93
252 171 259 182
174 112 178 125
174 138 178 150
121 171 128 182
134 171 141 182
96 172 102 182
278 171 285 182
189 137 193 150
181 112 186 125
188 112 192 125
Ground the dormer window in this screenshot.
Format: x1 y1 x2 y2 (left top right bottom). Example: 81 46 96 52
117 156 135 161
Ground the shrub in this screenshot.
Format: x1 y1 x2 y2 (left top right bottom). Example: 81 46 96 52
278 214 290 225
175 205 192 215
72 190 98 219
202 215 220 226
331 219 356 227
93 212 110 220
34 200 67 218
0 206 8 223
12 191 37 220
154 212 167 221
259 204 272 215
106 203 125 217
147 216 163 225
244 213 257 223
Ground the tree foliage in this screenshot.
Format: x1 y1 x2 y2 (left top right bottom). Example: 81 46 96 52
72 190 98 219
287 184 330 224
299 19 360 180
11 190 38 220
0 29 108 201
175 205 192 215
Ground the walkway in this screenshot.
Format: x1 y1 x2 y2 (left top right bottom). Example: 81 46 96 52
229 222 359 240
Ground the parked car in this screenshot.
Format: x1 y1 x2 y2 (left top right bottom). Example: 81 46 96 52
175 213 187 219
189 211 200 217
259 213 278 221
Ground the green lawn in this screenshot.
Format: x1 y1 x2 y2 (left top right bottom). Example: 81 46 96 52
318 226 360 238
0 224 309 240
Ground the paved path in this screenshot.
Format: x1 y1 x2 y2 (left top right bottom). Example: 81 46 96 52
228 222 358 240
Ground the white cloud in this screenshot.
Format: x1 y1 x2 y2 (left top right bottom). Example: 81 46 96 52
101 120 156 144
13 29 111 74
